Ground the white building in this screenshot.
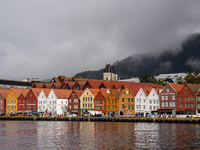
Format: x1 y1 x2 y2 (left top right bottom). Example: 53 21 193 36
135 88 161 117
38 89 51 114
155 73 187 83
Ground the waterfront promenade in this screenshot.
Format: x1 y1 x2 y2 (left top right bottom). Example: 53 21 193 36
0 116 200 124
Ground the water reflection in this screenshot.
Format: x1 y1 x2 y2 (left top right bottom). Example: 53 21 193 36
0 121 200 149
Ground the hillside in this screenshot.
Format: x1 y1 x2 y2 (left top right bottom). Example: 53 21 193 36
74 34 200 79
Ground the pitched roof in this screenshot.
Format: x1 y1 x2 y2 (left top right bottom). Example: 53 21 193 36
170 83 184 94
88 89 100 97
53 83 62 89
53 89 73 99
128 86 141 96
186 84 200 95
0 89 10 99
44 83 53 88
111 90 121 98
12 88 30 98
31 88 43 98
74 90 84 98
42 89 51 97
99 90 109 99
32 82 44 88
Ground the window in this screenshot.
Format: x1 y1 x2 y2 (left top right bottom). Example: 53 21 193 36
108 99 110 104
180 103 183 108
86 104 88 108
162 102 164 107
150 106 152 110
131 98 133 103
143 105 145 109
103 106 105 110
172 95 175 100
185 103 188 108
131 105 133 109
166 88 169 92
150 100 152 104
34 100 36 103
7 106 9 109
185 97 187 101
11 94 13 98
188 103 191 108
128 105 130 109
128 98 130 102
83 104 84 108
180 97 183 101
144 99 145 102
136 105 138 109
19 106 20 109
185 90 188 95
69 105 71 109
122 98 124 102
102 100 105 104
153 99 155 104
83 97 85 101
108 106 110 109
170 102 173 107
74 105 78 109
34 105 36 109
115 99 117 103
95 106 98 110
153 106 155 110
161 96 164 100
69 99 71 103
24 106 25 109
156 100 158 104
188 97 191 101
111 106 113 109
111 99 113 103
192 97 194 101
12 100 13 103
165 102 168 107
61 101 63 104
7 100 9 104
19 100 20 103
198 103 200 109
95 101 97 104
122 104 124 109
61 106 63 109
23 100 25 103
165 96 168 100
74 99 78 103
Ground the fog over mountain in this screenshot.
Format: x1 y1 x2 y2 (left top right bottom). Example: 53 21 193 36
74 34 200 79
1 1 200 80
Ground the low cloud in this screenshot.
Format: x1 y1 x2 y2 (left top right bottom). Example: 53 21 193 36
186 57 200 70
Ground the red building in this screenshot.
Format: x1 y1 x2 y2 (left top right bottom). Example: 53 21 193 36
177 83 200 116
68 90 83 116
18 88 42 115
0 89 10 115
159 83 183 112
94 90 109 115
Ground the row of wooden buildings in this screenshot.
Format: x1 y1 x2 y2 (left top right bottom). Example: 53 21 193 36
0 76 200 117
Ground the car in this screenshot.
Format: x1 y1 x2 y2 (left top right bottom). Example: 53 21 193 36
68 114 77 117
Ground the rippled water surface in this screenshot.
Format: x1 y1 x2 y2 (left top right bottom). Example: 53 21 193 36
0 121 200 149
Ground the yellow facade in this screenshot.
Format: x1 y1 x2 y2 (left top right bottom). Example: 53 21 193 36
6 89 18 115
118 87 135 116
80 89 97 115
106 91 119 116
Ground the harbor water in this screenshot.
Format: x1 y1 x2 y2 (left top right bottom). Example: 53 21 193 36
0 121 199 149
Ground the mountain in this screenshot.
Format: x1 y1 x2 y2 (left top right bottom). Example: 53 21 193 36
74 34 200 79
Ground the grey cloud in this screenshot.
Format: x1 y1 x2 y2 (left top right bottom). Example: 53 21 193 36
0 1 200 80
186 57 200 70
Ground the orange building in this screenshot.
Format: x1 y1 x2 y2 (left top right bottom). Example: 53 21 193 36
106 90 121 116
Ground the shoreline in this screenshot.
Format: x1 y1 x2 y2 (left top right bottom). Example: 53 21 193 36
0 116 200 124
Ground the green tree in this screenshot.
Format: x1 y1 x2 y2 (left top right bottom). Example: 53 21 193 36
184 74 196 84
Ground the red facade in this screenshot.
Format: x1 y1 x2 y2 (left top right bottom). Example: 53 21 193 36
18 89 37 114
0 94 5 114
177 84 197 112
159 83 183 111
94 91 108 115
68 90 83 116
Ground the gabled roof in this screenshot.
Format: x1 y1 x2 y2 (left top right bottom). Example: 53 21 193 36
32 82 44 88
186 84 200 95
31 88 43 98
75 81 87 90
51 77 61 83
99 90 109 99
88 89 100 97
0 89 10 99
170 83 184 94
73 90 84 98
86 80 103 89
110 90 121 98
12 88 30 98
53 89 73 99
128 86 141 96
53 83 62 89
42 89 51 97
43 83 54 88
142 88 151 96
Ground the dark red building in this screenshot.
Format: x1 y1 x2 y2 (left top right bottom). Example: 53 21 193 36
0 89 10 114
68 90 83 116
177 83 200 116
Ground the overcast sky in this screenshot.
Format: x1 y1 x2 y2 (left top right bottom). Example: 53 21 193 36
0 1 200 81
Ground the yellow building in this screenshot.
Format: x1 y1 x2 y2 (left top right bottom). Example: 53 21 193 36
6 88 29 115
118 86 138 116
106 90 121 116
80 88 99 116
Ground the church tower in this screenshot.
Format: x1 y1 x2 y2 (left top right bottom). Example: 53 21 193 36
103 64 118 81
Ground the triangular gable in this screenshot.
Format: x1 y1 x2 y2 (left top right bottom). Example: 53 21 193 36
53 89 73 99
31 88 43 98
32 82 44 88
0 89 10 99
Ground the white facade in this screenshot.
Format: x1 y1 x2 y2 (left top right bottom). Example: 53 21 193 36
155 73 187 83
135 88 160 117
37 90 48 113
